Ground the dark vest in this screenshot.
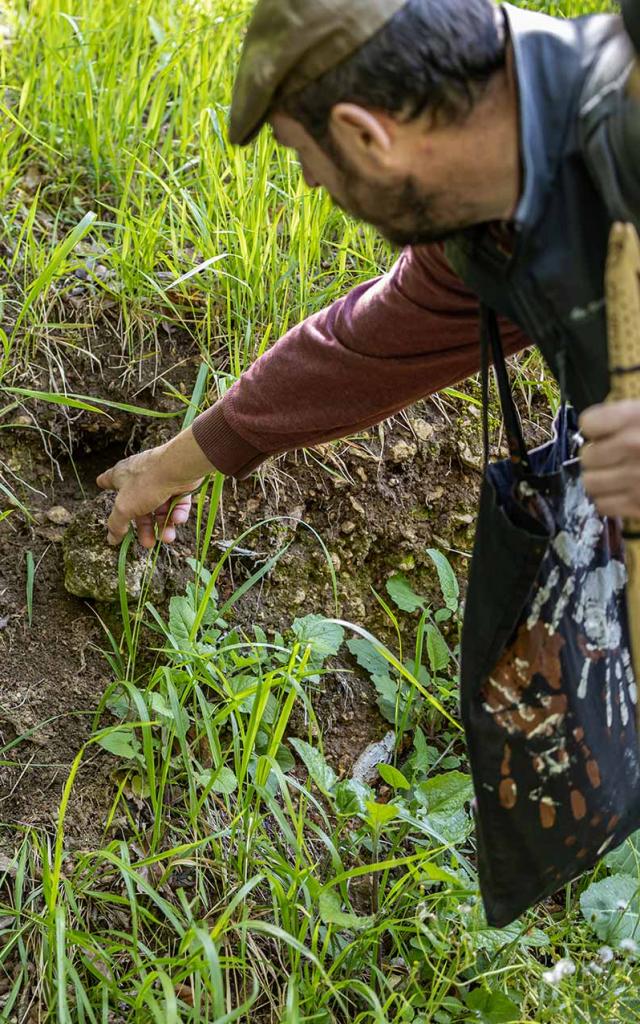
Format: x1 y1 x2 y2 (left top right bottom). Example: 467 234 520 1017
446 3 639 413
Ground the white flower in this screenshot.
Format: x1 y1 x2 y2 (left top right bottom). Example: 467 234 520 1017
598 946 615 964
587 962 604 976
542 958 576 986
619 938 639 956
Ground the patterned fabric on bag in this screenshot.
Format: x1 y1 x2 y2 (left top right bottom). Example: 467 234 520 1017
461 312 640 927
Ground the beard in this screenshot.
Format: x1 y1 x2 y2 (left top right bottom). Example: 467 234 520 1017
325 136 479 246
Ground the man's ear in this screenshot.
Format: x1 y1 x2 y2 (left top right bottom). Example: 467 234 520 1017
329 103 394 168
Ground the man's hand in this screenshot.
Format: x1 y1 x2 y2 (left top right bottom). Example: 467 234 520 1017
96 426 216 547
580 400 640 519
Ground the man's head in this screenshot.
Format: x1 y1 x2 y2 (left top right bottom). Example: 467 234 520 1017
231 0 515 245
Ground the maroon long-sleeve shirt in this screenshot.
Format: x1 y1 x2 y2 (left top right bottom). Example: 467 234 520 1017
192 241 530 478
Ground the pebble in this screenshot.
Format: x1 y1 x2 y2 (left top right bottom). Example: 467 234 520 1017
293 589 306 605
389 440 417 463
412 418 435 442
340 521 356 535
46 506 72 525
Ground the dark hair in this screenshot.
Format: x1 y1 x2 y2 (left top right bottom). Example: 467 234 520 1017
281 0 506 143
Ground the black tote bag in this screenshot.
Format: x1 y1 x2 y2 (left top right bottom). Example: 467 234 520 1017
460 307 640 927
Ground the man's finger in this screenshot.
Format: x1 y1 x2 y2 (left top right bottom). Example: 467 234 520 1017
583 466 640 498
170 497 192 525
107 498 133 547
580 401 640 440
580 436 628 471
136 513 156 549
593 493 636 519
96 467 115 490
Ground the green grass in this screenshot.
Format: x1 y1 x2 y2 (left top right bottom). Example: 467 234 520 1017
0 0 638 1021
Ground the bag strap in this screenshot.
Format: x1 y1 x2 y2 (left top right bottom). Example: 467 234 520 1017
480 305 531 473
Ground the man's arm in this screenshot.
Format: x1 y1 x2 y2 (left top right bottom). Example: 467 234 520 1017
190 244 528 478
98 243 530 545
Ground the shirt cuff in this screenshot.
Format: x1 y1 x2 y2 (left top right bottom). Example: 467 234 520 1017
191 401 269 479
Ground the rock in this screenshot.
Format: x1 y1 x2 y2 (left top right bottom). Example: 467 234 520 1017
389 440 418 463
412 418 435 442
63 494 165 602
351 731 396 785
340 520 357 536
46 505 72 526
426 485 444 503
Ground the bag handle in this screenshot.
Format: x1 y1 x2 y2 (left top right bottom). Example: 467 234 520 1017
480 305 531 473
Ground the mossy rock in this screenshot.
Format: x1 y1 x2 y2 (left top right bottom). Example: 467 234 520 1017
63 494 164 602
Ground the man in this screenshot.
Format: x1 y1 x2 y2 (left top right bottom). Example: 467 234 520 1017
97 0 640 548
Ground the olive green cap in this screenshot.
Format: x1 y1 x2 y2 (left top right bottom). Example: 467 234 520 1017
229 0 409 146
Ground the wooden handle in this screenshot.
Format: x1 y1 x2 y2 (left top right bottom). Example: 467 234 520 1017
606 222 640 721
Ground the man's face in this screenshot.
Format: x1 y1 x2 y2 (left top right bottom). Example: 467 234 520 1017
270 112 479 246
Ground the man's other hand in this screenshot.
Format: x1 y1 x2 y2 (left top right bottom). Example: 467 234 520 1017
580 400 640 519
96 427 215 547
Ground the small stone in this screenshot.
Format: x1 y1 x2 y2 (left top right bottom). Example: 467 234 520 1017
44 528 66 543
389 440 417 463
13 414 33 426
331 553 341 572
453 513 474 526
47 506 72 526
349 496 366 516
412 418 435 442
293 589 307 605
340 521 357 535
426 485 444 503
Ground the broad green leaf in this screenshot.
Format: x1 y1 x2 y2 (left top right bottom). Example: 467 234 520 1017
347 637 390 678
604 831 640 877
318 891 374 931
169 595 196 647
426 623 450 674
372 673 420 727
411 727 437 773
426 548 459 612
292 615 344 658
289 738 337 793
580 874 640 942
419 771 473 813
372 673 402 725
385 574 427 613
472 922 549 953
334 779 371 816
97 729 141 760
378 763 410 790
365 799 400 829
275 744 296 773
464 988 520 1023
212 767 238 795
417 771 474 846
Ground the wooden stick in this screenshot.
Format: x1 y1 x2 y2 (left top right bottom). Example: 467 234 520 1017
606 222 640 721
